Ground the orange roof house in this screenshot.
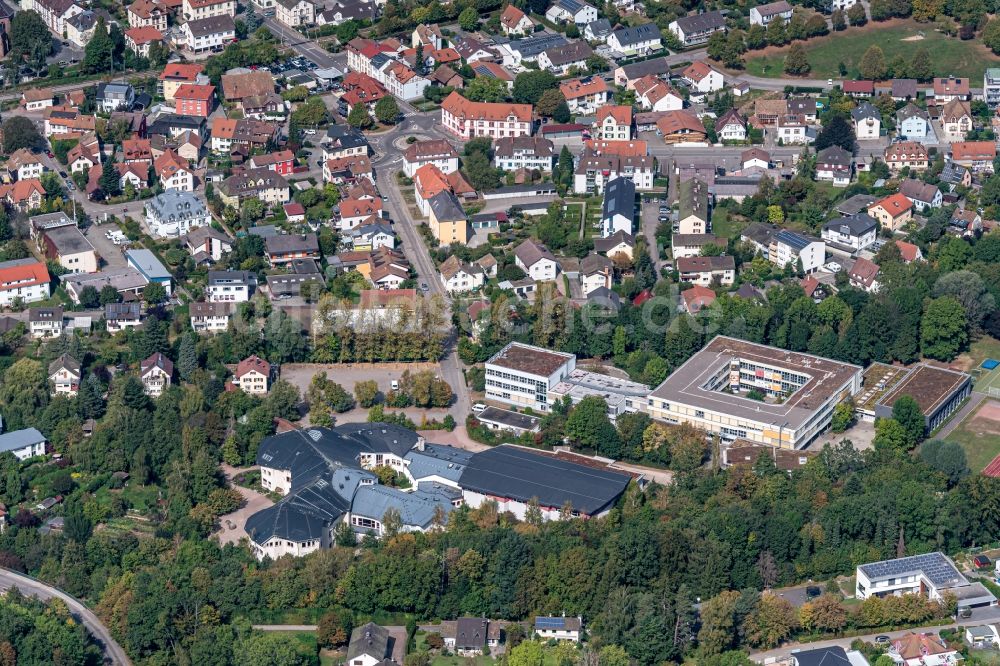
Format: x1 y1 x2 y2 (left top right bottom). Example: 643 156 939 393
951 141 997 167
868 193 914 232
440 91 532 123
681 285 715 314
656 111 707 143
560 76 609 100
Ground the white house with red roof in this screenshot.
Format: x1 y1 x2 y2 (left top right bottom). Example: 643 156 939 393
682 61 724 94
0 259 51 307
234 355 271 394
500 4 534 35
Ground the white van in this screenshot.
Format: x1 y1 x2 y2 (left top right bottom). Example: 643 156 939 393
472 403 486 414
390 380 399 391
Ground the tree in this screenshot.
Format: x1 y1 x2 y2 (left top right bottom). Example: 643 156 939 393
374 96 400 125
698 591 741 656
78 285 100 308
83 19 114 74
859 45 887 80
536 89 566 117
919 439 969 485
509 641 544 666
784 43 810 75
234 632 310 666
815 114 856 152
873 417 908 454
512 71 558 104
317 609 353 648
912 0 945 21
985 18 1000 55
9 10 51 65
458 6 479 31
891 395 925 449
847 2 868 24
100 154 122 197
933 270 995 331
77 374 105 420
177 334 198 381
799 595 848 632
464 77 509 103
143 282 167 305
2 117 44 153
744 593 799 647
831 400 855 432
354 380 379 408
347 103 371 129
565 396 622 458
921 295 968 360
463 151 502 190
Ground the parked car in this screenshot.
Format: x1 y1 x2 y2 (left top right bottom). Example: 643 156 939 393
874 635 890 645
390 380 400 391
472 403 486 414
824 261 842 273
974 555 992 569
805 586 821 599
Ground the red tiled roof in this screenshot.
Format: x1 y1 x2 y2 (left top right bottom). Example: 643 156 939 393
0 261 49 292
174 83 215 101
236 354 270 379
441 91 532 123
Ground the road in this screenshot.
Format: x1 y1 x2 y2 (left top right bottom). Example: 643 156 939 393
263 17 345 71
0 568 132 665
253 624 318 631
935 391 987 439
0 71 149 102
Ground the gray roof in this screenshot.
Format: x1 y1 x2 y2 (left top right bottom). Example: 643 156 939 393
543 41 593 67
823 213 876 236
816 146 852 168
514 239 557 269
458 445 631 515
348 623 392 662
208 270 256 286
455 618 487 650
581 252 612 275
594 230 634 253
775 229 817 252
29 306 63 322
941 162 969 183
897 103 929 123
476 407 543 431
350 484 453 528
0 428 46 455
186 14 236 38
678 178 709 222
586 18 612 37
265 233 319 255
48 353 80 376
858 552 967 588
899 178 940 204
612 23 662 47
587 286 621 311
428 191 466 222
44 226 94 255
147 189 208 222
553 0 592 13
105 302 141 320
851 101 880 121
836 194 878 215
494 136 555 159
602 177 635 223
403 443 473 483
619 57 671 80
245 471 358 544
126 249 170 281
672 10 726 34
792 646 852 666
510 33 568 58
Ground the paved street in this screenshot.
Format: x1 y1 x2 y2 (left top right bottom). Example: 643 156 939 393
0 568 132 665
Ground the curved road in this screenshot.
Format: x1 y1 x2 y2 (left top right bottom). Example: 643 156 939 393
0 568 132 665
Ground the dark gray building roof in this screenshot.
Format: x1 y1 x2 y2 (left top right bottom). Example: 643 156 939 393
816 146 852 168
510 33 568 58
265 233 319 255
612 23 662 47
404 443 472 483
44 226 94 255
792 646 852 666
601 177 635 223
244 473 355 544
858 552 967 588
458 445 631 515
851 101 880 121
187 14 236 38
823 213 876 236
775 229 816 252
672 11 726 34
455 618 487 650
619 57 671 80
428 191 466 222
586 18 612 37
586 286 621 311
48 353 80 376
543 41 593 67
348 623 393 663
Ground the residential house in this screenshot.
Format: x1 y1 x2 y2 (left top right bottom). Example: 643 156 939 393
248 150 296 176
207 270 255 303
741 147 770 170
500 5 534 35
174 83 215 117
952 141 997 172
182 14 236 53
895 240 923 263
986 68 1000 109
934 76 970 102
440 255 486 293
96 83 135 113
601 176 635 237
221 70 276 107
440 92 532 140
265 233 320 266
29 306 64 339
676 255 735 286
584 18 612 41
140 352 173 397
676 178 710 234
427 191 469 245
493 136 555 172
885 141 929 172
514 239 559 282
607 24 662 57
815 145 853 186
940 162 972 187
896 104 930 140
104 302 142 333
67 133 102 174
899 179 942 212
821 213 877 251
275 0 315 27
750 0 793 25
337 197 382 231
573 141 655 193
452 618 488 656
595 105 633 140
545 0 598 24
580 253 613 295
560 76 610 114
851 102 880 140
21 89 54 112
843 80 874 98
682 60 724 94
159 63 208 102
44 106 96 138
218 169 290 207
124 26 162 57
681 285 716 314
402 139 459 178
22 0 84 35
154 151 194 192
234 355 271 394
190 301 233 332
182 0 236 21
0 259 51 307
775 114 810 145
770 230 825 273
668 11 726 46
538 41 593 76
8 149 45 181
129 0 167 30
941 98 973 136
951 208 982 234
633 75 682 112
847 256 880 292
594 231 635 261
145 190 210 238
48 354 81 396
868 193 914 231
671 233 722 259
717 109 747 142
380 61 431 102
0 180 46 212
126 249 172 296
0 428 48 461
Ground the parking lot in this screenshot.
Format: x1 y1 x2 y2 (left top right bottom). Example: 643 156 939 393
279 362 445 399
85 222 129 269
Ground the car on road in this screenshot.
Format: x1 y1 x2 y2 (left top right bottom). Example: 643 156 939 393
805 586 821 599
874 635 890 644
824 261 842 273
59 171 67 178
66 182 74 191
390 380 400 391
46 151 54 158
419 282 429 292
974 555 992 569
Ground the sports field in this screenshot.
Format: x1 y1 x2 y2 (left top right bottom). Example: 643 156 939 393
744 20 1000 81
946 399 1000 473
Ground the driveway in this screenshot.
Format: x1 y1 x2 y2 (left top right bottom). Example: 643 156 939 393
212 479 274 548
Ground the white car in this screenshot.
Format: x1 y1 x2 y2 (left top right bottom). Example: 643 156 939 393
824 261 842 273
472 403 486 414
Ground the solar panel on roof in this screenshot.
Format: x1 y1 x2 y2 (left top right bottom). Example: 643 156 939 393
536 617 566 628
859 552 966 588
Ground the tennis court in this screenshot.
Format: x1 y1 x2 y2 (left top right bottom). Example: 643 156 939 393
976 359 1000 396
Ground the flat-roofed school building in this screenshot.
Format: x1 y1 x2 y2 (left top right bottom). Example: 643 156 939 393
646 336 863 449
856 362 971 432
485 342 575 412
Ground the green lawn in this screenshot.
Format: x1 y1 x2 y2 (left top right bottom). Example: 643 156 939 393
711 207 745 241
744 21 1000 81
943 401 1000 472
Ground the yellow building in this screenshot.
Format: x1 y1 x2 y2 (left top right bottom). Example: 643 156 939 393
427 191 469 245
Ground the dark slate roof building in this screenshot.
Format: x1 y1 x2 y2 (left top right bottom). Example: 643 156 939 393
611 23 662 48
347 623 394 664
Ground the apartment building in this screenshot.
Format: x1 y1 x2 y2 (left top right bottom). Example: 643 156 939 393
485 342 576 412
